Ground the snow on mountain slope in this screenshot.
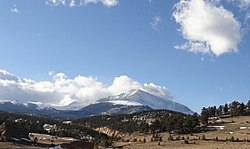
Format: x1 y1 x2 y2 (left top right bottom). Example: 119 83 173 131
98 89 194 114
0 100 53 111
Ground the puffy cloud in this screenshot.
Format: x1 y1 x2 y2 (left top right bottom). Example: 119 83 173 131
173 0 242 56
46 0 119 7
0 70 171 108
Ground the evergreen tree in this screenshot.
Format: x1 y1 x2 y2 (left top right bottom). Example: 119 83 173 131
200 107 209 126
230 101 240 116
217 105 223 116
239 102 246 116
224 103 229 115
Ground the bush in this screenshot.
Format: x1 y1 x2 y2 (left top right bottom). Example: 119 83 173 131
202 135 206 140
236 138 239 142
184 140 189 144
230 136 234 142
215 137 218 141
151 138 154 142
168 135 173 141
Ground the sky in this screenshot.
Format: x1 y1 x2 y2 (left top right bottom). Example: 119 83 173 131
0 0 250 113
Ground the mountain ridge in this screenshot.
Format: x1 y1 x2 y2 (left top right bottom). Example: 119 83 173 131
95 89 193 114
0 89 193 119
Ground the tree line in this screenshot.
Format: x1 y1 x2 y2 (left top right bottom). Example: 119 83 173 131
200 100 250 125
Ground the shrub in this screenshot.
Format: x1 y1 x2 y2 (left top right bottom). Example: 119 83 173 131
151 138 154 142
168 135 173 141
236 138 239 142
215 137 218 141
184 140 189 144
230 136 234 142
158 141 160 145
202 135 206 140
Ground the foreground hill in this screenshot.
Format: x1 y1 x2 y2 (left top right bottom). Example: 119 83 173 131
73 109 199 135
111 116 250 149
0 111 109 143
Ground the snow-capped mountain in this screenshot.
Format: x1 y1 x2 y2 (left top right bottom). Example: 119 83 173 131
88 89 194 114
0 101 86 119
0 89 193 119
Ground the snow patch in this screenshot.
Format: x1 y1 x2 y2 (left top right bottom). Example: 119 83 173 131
107 100 142 106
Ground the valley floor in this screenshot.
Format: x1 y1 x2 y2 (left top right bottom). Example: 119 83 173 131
112 116 250 149
113 140 250 149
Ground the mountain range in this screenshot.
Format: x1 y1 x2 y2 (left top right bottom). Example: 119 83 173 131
0 89 193 119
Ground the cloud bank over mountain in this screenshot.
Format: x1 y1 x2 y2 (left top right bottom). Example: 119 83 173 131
0 70 171 107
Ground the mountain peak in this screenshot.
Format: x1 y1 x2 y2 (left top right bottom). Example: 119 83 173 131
97 89 194 114
123 89 146 97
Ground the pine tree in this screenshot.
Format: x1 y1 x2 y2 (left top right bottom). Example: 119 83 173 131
230 101 240 116
239 102 246 116
217 105 223 116
224 103 229 115
200 108 209 126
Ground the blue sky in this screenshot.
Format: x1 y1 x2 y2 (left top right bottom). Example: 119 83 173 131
0 0 250 112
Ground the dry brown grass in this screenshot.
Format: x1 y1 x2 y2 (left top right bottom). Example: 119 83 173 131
114 140 250 149
113 116 250 149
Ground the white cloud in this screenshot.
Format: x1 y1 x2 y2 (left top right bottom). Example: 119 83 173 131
173 0 242 56
46 0 119 7
10 5 21 14
151 16 162 30
69 0 76 7
102 0 119 7
0 70 171 108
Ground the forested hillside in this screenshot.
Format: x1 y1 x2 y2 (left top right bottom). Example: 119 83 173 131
74 110 200 134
